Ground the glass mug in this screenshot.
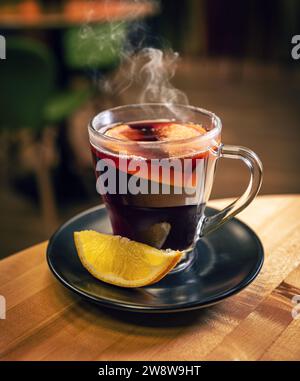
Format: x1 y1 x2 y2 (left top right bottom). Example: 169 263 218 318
88 104 263 270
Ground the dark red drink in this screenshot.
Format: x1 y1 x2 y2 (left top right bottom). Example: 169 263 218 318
91 121 219 251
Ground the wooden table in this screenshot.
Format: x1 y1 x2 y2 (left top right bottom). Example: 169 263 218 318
1 195 300 361
0 0 157 29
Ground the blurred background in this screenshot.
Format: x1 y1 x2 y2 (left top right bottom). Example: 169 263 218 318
0 0 299 258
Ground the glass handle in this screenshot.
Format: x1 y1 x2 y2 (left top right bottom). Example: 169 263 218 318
201 145 263 237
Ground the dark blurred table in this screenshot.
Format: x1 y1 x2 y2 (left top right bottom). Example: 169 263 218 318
0 0 157 29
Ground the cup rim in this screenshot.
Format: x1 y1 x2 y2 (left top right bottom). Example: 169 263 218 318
88 103 222 147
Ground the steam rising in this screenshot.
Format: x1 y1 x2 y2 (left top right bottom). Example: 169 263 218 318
78 0 189 108
104 48 189 107
139 48 189 105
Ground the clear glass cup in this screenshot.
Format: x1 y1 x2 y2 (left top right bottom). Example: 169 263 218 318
88 104 263 271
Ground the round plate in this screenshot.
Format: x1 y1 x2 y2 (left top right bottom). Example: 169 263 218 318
47 206 264 313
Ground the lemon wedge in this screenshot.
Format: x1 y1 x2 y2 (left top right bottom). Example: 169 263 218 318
74 231 182 288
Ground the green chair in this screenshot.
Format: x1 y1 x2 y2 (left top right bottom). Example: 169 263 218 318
0 37 91 232
63 22 128 73
0 38 55 131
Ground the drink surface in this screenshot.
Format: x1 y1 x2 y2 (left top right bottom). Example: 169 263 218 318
91 121 219 251
104 121 207 143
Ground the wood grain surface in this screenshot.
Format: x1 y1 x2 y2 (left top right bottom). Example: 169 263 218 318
0 195 300 361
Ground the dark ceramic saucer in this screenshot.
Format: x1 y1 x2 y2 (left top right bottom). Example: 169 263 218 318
47 206 264 313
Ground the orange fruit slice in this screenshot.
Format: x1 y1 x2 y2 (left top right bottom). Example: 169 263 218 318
74 231 182 288
155 123 206 141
